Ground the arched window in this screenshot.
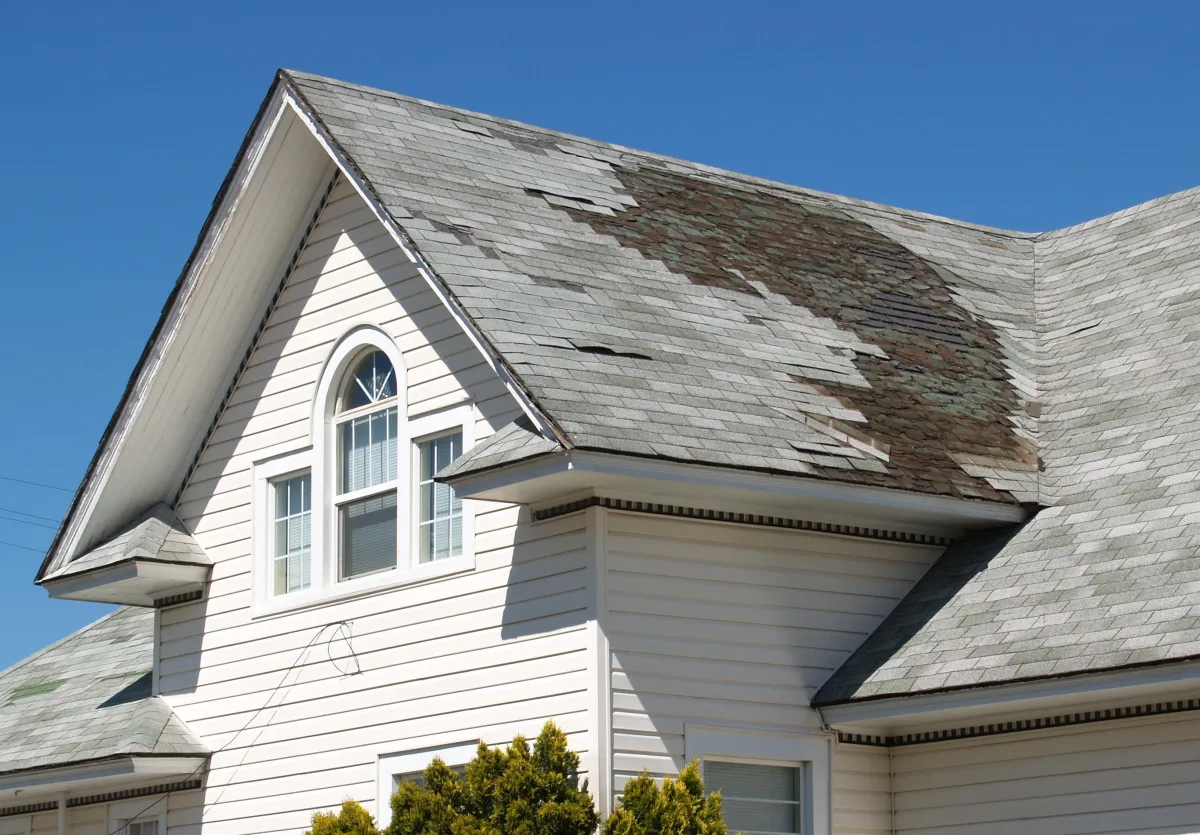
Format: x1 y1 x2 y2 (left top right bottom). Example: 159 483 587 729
335 350 400 579
252 326 476 612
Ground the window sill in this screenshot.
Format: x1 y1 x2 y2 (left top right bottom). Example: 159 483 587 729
251 555 475 620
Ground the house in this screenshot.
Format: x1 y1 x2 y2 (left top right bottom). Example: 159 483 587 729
2 68 1199 835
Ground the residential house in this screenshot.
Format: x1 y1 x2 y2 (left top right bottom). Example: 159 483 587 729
2 69 1199 835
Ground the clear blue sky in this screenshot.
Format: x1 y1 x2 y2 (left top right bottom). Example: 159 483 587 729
2 0 1198 670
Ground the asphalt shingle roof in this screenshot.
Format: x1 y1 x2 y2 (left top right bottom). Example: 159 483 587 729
286 71 1037 504
0 607 207 776
281 72 1200 699
46 504 210 582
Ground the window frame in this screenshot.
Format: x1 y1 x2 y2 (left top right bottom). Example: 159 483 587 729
376 740 479 828
106 796 167 835
685 724 832 835
252 327 477 617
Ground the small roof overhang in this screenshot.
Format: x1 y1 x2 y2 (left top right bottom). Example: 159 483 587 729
817 657 1200 741
40 504 211 606
0 755 208 806
444 445 1029 535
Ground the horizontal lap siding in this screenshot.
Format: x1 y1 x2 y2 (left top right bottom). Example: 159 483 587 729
167 180 590 835
604 512 939 834
892 712 1200 834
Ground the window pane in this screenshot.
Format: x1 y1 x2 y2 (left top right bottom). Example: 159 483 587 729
128 822 159 835
720 798 797 835
418 432 464 563
705 761 800 835
341 491 398 578
340 407 398 493
343 350 397 411
273 474 311 595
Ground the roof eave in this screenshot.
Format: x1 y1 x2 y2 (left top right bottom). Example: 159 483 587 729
41 559 210 607
447 448 1029 533
36 71 295 584
0 754 208 800
816 655 1200 738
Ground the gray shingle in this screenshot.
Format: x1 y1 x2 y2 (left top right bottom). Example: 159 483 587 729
0 607 208 776
46 503 210 581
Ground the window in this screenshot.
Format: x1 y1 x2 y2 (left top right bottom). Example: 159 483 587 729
273 473 312 594
106 797 166 835
252 328 477 615
705 760 802 835
127 822 159 835
685 725 831 835
418 431 464 562
377 741 478 828
336 350 400 579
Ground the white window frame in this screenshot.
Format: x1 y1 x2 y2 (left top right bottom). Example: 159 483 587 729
0 816 31 835
106 796 167 835
252 327 477 617
376 740 479 829
685 724 831 835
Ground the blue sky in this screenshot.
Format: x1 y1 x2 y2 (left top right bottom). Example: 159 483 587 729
2 0 1199 669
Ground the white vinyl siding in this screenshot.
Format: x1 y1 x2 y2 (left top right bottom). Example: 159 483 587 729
891 711 1200 834
167 179 590 835
602 511 943 834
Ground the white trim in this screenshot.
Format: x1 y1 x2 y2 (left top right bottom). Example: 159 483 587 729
0 816 31 835
44 87 294 579
685 725 832 835
0 756 206 794
448 449 1028 530
41 560 209 606
817 656 1200 735
107 794 168 835
376 740 479 828
281 88 558 443
583 506 612 816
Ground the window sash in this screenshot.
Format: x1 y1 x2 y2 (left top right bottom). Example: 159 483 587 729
337 405 398 495
416 432 464 563
271 473 311 596
704 760 802 835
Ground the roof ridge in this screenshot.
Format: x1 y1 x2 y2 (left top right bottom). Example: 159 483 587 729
0 606 130 682
282 70 1036 240
1037 181 1200 239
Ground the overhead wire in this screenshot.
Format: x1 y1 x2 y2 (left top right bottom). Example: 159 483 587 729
0 474 73 493
104 621 362 834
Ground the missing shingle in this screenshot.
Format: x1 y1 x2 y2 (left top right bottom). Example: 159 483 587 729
568 340 653 361
531 275 587 293
453 119 493 137
429 218 475 246
1045 320 1100 342
525 187 616 216
744 314 773 326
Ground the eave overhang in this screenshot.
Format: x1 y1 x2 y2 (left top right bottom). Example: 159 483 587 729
40 559 210 606
0 755 208 805
446 448 1030 534
817 656 1200 740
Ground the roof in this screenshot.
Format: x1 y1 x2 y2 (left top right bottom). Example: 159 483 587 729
0 607 207 777
286 70 1038 505
439 415 565 480
44 504 210 582
816 187 1200 703
282 72 1200 699
33 69 1200 702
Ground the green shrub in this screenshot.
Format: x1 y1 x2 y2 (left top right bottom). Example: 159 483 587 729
307 799 380 835
604 760 729 835
386 721 599 835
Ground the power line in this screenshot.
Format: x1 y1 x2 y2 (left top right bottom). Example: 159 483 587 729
0 474 73 493
0 505 59 523
0 539 44 553
0 513 57 531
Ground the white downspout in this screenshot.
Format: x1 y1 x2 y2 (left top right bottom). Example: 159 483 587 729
57 792 67 835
